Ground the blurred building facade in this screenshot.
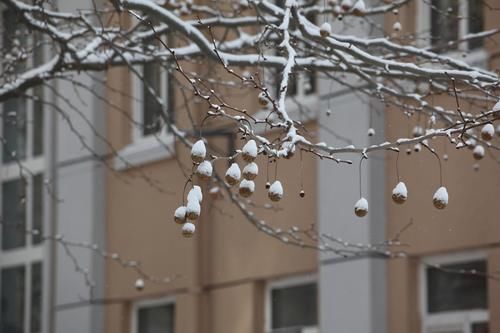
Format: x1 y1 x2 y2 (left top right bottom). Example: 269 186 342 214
0 1 499 333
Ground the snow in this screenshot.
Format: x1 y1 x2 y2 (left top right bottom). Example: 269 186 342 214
473 145 485 158
174 206 187 223
191 140 206 161
341 0 352 10
182 222 196 235
493 100 500 111
393 22 402 32
187 185 203 203
226 163 241 179
355 197 368 210
353 0 366 14
481 123 494 139
243 162 259 179
392 182 407 197
239 179 255 191
367 128 375 136
269 181 283 197
320 22 331 37
196 160 213 178
242 140 258 160
186 199 201 219
135 278 145 290
433 186 449 208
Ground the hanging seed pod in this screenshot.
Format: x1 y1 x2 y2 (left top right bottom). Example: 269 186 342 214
135 278 145 291
472 145 485 160
196 161 213 180
242 140 258 162
225 163 241 186
481 123 494 141
354 197 368 217
393 21 402 32
340 0 352 11
432 186 448 210
319 22 331 37
186 200 201 220
191 140 206 163
238 179 255 198
352 0 366 16
182 222 196 238
299 190 305 198
412 126 424 137
242 162 259 180
187 186 203 203
174 206 187 224
258 92 269 106
367 128 375 137
268 180 283 202
391 182 408 204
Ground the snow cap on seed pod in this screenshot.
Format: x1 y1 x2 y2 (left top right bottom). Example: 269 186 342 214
225 163 241 186
135 278 145 291
352 0 366 16
239 179 255 198
414 143 422 152
182 222 196 238
268 180 283 202
367 128 375 137
393 21 402 31
391 182 408 204
196 160 213 180
242 162 259 180
187 185 203 203
481 123 494 141
472 145 485 160
412 125 424 137
174 206 187 224
340 0 352 11
242 140 258 162
320 22 332 37
191 140 206 163
258 92 269 106
432 186 448 209
186 200 201 220
354 197 368 217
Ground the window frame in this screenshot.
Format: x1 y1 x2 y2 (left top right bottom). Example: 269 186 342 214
265 274 318 333
416 0 487 66
419 251 489 333
131 296 176 333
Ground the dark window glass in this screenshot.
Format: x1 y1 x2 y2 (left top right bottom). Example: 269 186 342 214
2 179 26 250
32 174 43 244
30 262 42 333
431 0 459 50
468 0 484 50
142 62 163 136
271 283 317 330
33 86 44 157
137 303 175 333
472 322 489 333
427 260 487 313
1 265 25 333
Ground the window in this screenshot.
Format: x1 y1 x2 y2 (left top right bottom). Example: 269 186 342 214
267 276 318 333
419 0 484 53
420 252 489 333
132 34 174 142
132 298 175 333
0 9 45 333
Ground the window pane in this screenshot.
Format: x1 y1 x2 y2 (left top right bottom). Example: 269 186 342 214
138 303 175 333
1 265 25 333
2 179 26 250
30 262 42 333
471 322 489 333
427 260 487 313
142 63 163 136
468 0 484 50
3 98 27 163
33 86 44 157
431 0 459 51
32 174 43 244
271 283 317 329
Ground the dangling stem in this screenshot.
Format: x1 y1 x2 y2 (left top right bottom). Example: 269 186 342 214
396 150 400 182
422 143 443 186
300 149 304 191
358 154 368 198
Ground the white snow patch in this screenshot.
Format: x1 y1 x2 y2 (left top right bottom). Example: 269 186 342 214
243 162 258 175
174 206 186 219
196 160 213 177
191 140 206 159
392 181 408 197
226 163 241 180
239 179 255 191
433 187 449 205
269 180 283 196
242 140 258 158
493 100 500 111
481 123 494 137
355 197 368 211
182 222 196 234
186 200 201 217
187 185 203 203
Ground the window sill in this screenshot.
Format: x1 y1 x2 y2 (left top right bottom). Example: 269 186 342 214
114 134 175 171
